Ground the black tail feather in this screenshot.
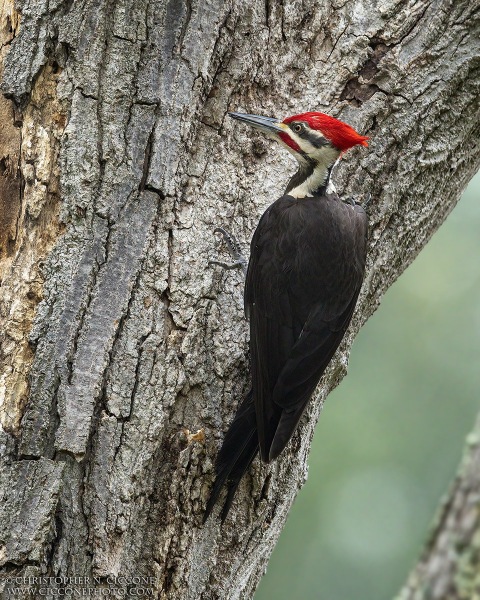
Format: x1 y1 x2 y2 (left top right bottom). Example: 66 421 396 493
220 433 258 521
204 390 259 523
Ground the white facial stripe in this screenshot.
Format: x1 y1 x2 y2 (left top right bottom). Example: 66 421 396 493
276 123 327 167
289 130 316 153
282 126 326 155
274 123 341 198
276 136 311 167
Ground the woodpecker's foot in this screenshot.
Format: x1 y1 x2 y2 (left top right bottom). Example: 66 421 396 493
208 227 248 275
362 193 372 210
343 196 357 207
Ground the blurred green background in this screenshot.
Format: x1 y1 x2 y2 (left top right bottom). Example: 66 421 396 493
256 171 480 600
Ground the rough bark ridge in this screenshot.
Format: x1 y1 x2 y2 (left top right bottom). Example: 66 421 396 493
0 0 478 598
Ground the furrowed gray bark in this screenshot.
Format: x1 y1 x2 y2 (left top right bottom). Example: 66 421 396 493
0 0 478 598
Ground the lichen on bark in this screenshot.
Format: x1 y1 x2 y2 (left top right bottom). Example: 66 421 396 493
0 2 66 437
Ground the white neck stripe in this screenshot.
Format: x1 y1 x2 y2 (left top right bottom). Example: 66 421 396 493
288 146 340 198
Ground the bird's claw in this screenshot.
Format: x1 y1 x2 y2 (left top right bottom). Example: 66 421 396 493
209 227 247 275
343 194 372 210
208 259 246 271
363 193 372 209
213 227 244 259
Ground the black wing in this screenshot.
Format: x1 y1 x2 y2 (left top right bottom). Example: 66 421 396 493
246 194 367 462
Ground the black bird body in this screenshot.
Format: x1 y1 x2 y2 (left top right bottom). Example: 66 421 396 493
247 194 367 462
205 111 369 522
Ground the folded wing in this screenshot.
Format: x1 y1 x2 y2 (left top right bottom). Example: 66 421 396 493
246 195 367 462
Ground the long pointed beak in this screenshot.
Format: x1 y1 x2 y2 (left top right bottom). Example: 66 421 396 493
229 112 284 135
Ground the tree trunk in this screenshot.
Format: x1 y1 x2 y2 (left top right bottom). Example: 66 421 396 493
397 414 480 600
0 0 478 598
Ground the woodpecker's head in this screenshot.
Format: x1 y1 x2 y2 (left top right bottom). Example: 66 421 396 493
229 111 368 198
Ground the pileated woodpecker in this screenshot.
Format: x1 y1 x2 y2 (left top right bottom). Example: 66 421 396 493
205 111 369 522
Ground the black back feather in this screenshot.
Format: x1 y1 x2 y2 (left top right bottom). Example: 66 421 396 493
204 194 367 520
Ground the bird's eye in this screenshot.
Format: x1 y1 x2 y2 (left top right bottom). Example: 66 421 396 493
292 123 303 133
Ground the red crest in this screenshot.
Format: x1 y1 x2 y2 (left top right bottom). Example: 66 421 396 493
283 112 369 152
